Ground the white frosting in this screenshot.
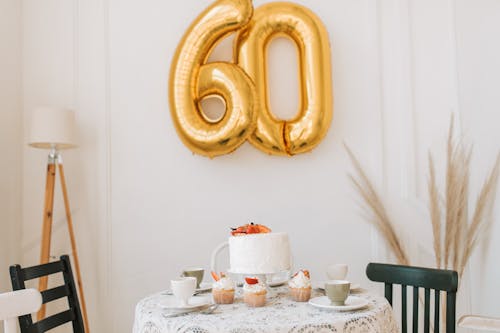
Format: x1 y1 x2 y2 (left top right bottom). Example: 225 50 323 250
288 271 311 288
229 232 291 274
212 277 234 291
243 282 266 293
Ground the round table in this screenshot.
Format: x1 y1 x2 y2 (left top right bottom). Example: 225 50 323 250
133 286 399 333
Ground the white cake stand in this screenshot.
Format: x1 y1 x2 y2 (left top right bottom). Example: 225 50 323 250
227 269 290 298
227 269 289 283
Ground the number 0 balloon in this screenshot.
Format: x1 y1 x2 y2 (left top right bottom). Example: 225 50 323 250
169 0 333 157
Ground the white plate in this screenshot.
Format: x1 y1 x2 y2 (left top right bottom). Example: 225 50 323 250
158 295 211 311
313 281 361 292
309 296 369 311
197 282 212 293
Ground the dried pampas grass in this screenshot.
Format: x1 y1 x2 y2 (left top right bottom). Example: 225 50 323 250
427 153 442 268
459 154 500 276
344 143 409 266
346 116 499 282
441 118 472 271
429 117 499 277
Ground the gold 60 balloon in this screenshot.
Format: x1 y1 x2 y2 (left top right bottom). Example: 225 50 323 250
169 0 333 157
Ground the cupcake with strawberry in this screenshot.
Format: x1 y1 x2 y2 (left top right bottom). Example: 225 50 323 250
211 272 235 304
288 270 312 302
243 277 267 307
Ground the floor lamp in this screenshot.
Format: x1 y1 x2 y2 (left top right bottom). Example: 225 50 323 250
28 107 89 332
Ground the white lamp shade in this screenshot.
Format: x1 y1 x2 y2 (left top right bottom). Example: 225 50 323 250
28 107 77 149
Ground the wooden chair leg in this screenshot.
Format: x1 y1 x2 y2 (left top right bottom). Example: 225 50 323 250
37 161 56 320
58 162 90 333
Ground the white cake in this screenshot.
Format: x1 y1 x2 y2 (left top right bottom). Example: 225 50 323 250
228 232 291 274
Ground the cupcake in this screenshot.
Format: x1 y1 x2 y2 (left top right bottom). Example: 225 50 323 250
211 272 235 304
243 277 267 307
289 270 312 302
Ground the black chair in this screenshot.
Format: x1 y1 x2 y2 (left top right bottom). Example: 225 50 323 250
366 263 458 333
10 255 85 333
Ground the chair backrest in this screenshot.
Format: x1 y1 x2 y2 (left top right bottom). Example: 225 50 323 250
366 263 458 333
0 289 42 333
10 255 84 333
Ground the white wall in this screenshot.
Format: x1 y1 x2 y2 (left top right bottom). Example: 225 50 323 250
455 0 500 318
21 0 108 331
108 0 383 331
17 0 500 332
0 1 22 331
0 0 22 291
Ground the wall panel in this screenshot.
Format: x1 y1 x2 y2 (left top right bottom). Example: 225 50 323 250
455 0 500 321
0 0 22 290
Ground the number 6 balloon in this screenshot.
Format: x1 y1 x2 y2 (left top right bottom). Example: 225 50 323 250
169 0 333 157
169 0 257 158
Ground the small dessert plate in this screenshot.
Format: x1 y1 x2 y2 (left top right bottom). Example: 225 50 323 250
309 296 369 311
350 284 362 292
313 281 361 292
158 295 211 311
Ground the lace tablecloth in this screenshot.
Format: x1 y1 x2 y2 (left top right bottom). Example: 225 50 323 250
133 286 399 333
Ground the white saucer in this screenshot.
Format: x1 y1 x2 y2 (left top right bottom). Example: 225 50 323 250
309 296 369 311
314 281 361 292
158 295 211 311
235 278 288 288
197 282 212 293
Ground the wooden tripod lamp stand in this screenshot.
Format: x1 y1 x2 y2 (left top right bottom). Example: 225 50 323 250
28 107 89 332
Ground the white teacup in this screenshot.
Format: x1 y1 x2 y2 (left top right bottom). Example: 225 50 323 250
171 277 197 307
327 264 348 280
